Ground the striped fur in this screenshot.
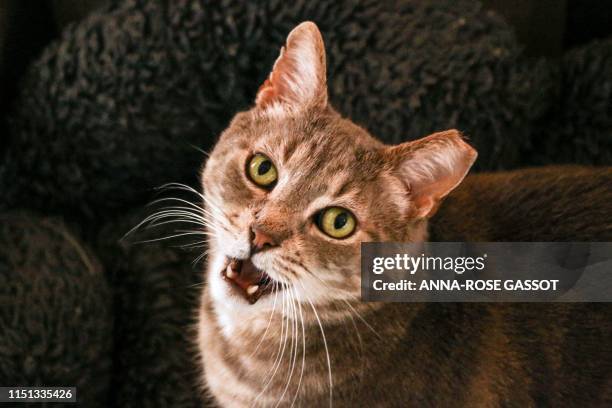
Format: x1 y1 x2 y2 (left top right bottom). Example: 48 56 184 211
197 22 612 407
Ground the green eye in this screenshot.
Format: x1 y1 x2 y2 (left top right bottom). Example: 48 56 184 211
248 153 278 188
317 207 356 239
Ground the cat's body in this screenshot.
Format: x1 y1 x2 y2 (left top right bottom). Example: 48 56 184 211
197 22 612 407
432 166 612 242
200 294 612 407
200 166 612 407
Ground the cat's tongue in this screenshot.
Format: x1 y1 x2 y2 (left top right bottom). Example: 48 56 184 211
223 258 273 304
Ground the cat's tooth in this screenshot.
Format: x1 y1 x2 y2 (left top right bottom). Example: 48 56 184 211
247 285 259 295
226 265 237 279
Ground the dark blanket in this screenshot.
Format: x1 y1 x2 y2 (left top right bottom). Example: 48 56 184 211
2 0 558 220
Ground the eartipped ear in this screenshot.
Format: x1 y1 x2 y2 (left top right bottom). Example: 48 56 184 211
387 130 477 219
255 21 327 110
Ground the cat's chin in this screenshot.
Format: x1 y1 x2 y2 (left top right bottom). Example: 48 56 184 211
220 256 285 305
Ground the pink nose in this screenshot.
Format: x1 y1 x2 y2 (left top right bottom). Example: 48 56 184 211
251 227 276 251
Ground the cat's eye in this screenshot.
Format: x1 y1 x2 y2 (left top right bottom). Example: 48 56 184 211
316 207 356 239
247 153 278 188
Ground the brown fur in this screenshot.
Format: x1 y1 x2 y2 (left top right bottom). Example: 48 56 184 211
431 166 612 241
197 22 612 407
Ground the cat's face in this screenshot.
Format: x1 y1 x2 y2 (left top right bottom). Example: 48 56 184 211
202 22 476 316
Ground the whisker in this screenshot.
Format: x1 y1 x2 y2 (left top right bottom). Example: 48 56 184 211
276 282 299 407
290 285 306 408
253 279 290 407
145 218 207 230
191 249 211 267
133 231 207 244
148 196 205 213
123 206 212 241
249 282 280 359
144 206 222 227
188 143 210 157
156 182 205 199
308 273 382 341
154 182 232 229
298 280 333 408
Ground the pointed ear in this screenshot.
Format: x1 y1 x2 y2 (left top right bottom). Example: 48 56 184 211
255 21 327 110
387 130 478 219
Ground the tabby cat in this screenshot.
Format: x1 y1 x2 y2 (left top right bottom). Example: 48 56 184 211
197 22 612 407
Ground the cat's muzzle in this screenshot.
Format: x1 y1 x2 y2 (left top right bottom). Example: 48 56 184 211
221 257 281 304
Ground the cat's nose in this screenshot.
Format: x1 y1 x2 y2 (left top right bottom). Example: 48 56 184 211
250 226 277 253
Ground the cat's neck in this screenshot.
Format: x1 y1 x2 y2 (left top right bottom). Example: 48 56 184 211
206 289 377 348
199 294 421 405
415 220 429 241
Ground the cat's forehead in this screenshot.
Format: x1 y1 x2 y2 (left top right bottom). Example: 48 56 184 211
247 108 381 160
250 109 385 184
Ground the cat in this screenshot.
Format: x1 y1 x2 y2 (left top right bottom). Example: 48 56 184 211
197 22 612 407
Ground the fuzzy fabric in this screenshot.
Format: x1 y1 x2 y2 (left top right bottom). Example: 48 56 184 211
1 0 556 220
0 213 112 407
550 39 612 165
97 209 211 407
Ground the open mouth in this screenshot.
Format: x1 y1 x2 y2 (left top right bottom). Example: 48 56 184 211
221 257 282 304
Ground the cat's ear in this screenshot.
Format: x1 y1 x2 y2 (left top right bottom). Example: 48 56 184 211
387 130 477 219
255 21 328 110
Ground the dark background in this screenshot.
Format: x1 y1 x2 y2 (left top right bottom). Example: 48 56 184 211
0 1 610 407
2 0 612 155
3 0 612 112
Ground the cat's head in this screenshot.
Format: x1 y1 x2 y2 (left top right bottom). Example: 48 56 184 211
202 22 476 314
